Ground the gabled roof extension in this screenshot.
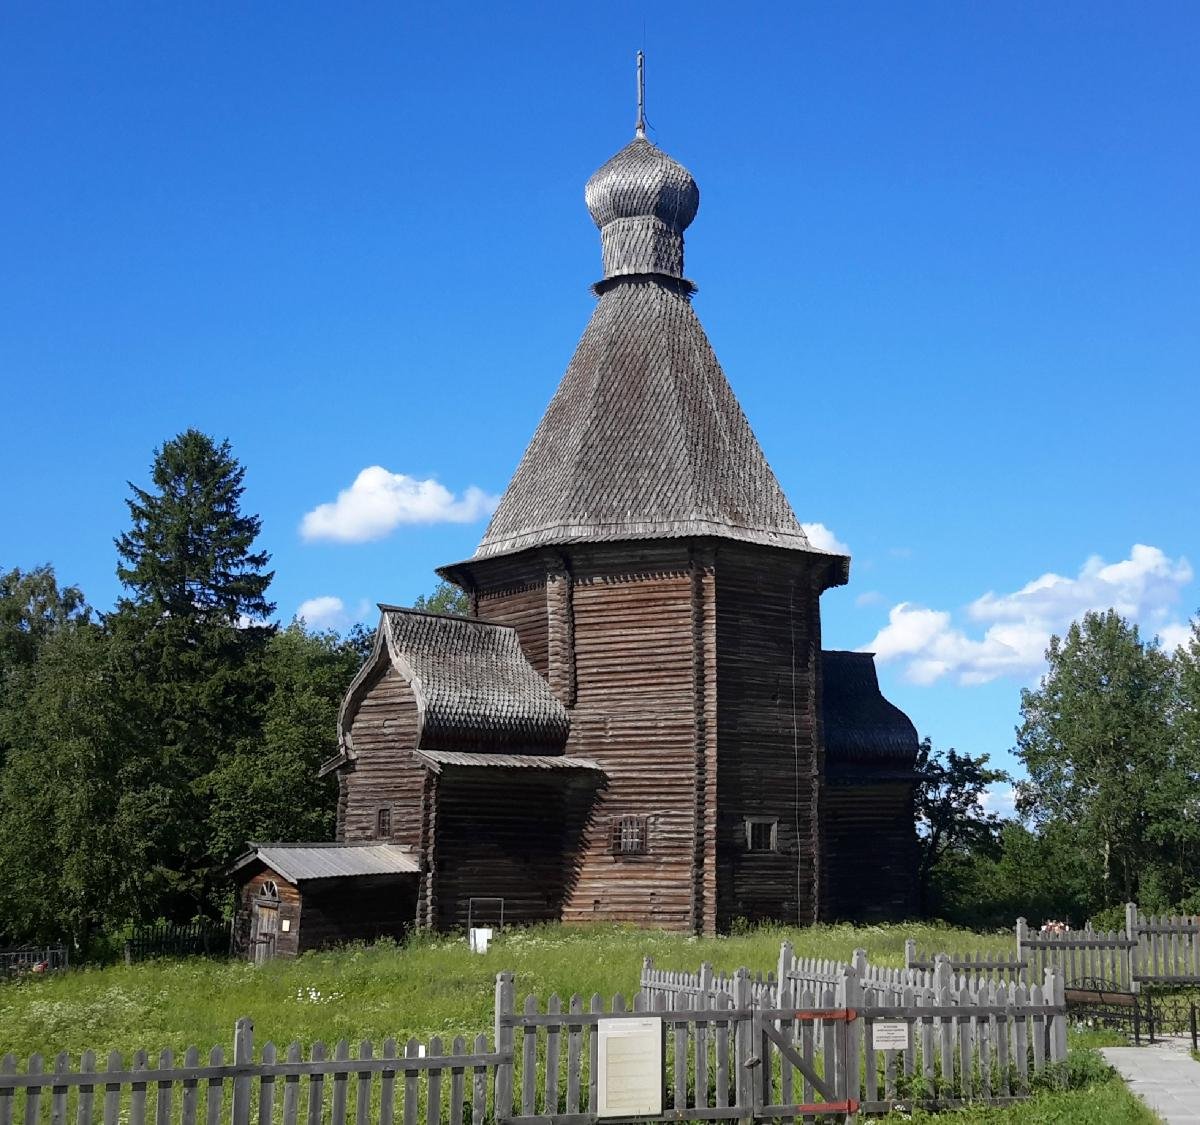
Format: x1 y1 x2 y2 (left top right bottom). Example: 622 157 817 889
382 607 570 750
336 607 570 761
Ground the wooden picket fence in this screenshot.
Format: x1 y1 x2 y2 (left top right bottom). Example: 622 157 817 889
0 1020 502 1125
124 921 232 965
903 942 1028 986
0 944 68 981
638 955 1067 1112
0 968 1069 1123
908 905 1200 993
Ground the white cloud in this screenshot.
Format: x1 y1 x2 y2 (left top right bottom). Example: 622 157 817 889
978 784 1018 820
297 596 347 629
802 522 850 555
1157 621 1194 653
863 544 1193 686
301 467 499 543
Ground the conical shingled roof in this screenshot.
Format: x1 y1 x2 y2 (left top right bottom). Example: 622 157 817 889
471 134 828 562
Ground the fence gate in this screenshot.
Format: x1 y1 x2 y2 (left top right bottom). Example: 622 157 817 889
753 1005 858 1119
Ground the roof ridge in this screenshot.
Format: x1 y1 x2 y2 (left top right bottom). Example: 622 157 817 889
378 604 507 628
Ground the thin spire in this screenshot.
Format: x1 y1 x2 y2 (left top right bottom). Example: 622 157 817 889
635 50 646 138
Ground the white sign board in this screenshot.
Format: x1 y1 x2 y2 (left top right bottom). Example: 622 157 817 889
597 1017 662 1118
468 928 493 953
871 1021 911 1051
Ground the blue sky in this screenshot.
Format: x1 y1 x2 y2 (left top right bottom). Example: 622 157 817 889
2 3 1198 795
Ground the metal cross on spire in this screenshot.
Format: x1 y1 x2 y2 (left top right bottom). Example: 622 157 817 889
635 50 646 138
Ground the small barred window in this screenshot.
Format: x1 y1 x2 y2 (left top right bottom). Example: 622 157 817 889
744 818 778 853
611 816 649 856
376 807 392 839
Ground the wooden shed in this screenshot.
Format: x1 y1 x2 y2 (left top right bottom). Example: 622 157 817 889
230 843 419 961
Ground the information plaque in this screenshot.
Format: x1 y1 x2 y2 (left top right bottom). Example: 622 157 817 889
597 1017 663 1118
871 1021 911 1050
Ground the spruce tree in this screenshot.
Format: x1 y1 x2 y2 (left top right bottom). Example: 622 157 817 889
109 430 276 919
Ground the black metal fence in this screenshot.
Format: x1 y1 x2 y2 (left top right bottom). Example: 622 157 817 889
124 920 232 964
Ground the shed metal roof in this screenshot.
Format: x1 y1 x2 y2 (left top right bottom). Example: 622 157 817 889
231 843 420 883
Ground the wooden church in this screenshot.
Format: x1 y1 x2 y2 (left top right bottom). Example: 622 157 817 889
233 104 921 958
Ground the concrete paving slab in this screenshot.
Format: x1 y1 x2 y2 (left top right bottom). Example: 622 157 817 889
1102 1046 1200 1123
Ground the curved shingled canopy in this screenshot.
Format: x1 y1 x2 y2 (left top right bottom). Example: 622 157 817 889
381 607 570 751
821 650 919 777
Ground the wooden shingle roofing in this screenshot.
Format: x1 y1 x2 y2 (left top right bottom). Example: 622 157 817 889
381 607 570 751
473 280 826 561
821 650 919 774
469 133 844 567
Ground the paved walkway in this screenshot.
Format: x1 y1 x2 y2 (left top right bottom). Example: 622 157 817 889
1102 1044 1200 1123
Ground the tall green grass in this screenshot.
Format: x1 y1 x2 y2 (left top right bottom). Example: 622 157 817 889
0 922 1013 1058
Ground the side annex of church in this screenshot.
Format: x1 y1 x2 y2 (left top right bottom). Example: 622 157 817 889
232 107 921 957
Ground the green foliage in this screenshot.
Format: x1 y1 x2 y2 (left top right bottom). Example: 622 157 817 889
1017 608 1197 912
114 429 274 625
0 921 1009 1056
914 738 1010 915
104 431 279 921
936 821 1097 929
411 580 469 617
0 566 89 767
0 616 122 945
206 624 365 863
0 565 88 682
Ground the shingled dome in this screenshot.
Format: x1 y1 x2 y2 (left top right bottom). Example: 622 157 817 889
469 132 840 566
585 137 699 282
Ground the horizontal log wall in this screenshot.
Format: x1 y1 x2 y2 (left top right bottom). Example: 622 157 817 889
340 665 424 847
432 772 592 931
297 875 418 953
823 779 919 921
559 544 699 930
476 578 549 676
715 546 821 929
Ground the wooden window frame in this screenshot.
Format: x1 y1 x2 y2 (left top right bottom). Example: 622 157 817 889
376 806 393 840
610 815 649 857
743 817 778 853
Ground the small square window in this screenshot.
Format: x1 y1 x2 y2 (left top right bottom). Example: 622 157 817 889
376 807 392 839
744 818 778 852
611 816 649 856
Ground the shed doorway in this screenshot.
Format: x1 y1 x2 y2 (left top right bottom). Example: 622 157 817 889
250 884 279 963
